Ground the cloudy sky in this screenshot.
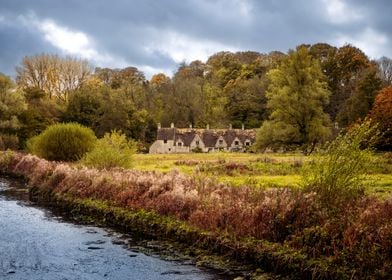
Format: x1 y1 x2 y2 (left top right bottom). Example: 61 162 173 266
0 0 391 78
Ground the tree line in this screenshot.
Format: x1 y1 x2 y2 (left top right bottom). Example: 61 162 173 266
0 43 391 152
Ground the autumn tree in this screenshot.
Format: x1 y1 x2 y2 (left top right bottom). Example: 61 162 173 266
323 44 370 122
16 54 91 102
369 86 392 150
257 46 331 153
206 52 242 88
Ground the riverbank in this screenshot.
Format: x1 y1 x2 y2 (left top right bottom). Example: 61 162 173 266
0 177 226 280
1 151 391 279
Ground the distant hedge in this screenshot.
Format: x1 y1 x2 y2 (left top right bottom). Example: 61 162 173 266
27 123 97 161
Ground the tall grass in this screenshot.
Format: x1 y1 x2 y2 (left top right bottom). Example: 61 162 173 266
303 121 380 208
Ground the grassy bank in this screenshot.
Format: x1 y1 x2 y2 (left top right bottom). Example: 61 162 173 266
1 151 392 279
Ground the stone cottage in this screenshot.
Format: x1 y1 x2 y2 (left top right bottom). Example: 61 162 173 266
149 123 256 154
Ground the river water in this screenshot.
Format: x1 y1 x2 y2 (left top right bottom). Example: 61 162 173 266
0 177 225 280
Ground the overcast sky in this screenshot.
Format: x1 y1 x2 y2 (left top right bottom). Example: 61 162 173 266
0 0 391 78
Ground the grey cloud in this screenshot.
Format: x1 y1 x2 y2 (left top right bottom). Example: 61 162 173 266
0 0 391 78
0 17 57 76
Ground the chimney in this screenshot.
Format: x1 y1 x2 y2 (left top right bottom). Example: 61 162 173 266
242 123 245 130
157 123 161 129
229 123 232 130
189 123 193 129
206 124 210 130
171 122 174 128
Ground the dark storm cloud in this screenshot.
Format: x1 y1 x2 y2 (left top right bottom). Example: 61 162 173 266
0 0 391 78
0 15 57 76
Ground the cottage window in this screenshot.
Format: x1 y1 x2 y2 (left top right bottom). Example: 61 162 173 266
178 142 182 146
168 148 171 152
234 140 239 146
245 141 250 146
218 140 223 145
163 139 167 144
196 140 200 146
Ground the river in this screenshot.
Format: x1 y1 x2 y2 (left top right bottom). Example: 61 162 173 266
0 177 227 280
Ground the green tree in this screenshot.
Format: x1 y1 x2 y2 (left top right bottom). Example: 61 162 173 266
337 68 382 126
257 46 331 153
0 74 26 133
164 61 206 127
0 74 27 149
18 87 63 146
63 86 104 127
224 76 267 128
149 73 172 123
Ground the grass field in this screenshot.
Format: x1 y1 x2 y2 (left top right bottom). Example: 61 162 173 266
133 152 392 197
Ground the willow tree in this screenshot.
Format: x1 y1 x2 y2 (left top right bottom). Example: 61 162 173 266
257 46 331 154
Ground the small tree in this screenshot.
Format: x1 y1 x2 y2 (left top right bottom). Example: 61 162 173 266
81 130 136 169
303 120 379 208
256 46 331 154
27 123 96 161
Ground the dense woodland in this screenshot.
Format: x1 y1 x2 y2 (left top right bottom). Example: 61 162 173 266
0 43 391 152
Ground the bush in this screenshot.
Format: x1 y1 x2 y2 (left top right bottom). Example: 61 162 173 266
81 130 136 169
0 134 19 150
27 123 97 161
303 120 379 208
191 146 203 153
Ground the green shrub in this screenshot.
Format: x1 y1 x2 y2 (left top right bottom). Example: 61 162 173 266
81 130 136 169
303 120 379 208
27 123 97 161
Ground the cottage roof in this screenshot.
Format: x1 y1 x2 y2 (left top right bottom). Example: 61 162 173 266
157 128 176 140
202 131 218 147
177 131 196 146
223 130 238 146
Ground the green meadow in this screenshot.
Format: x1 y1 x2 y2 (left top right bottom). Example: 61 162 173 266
133 152 392 197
